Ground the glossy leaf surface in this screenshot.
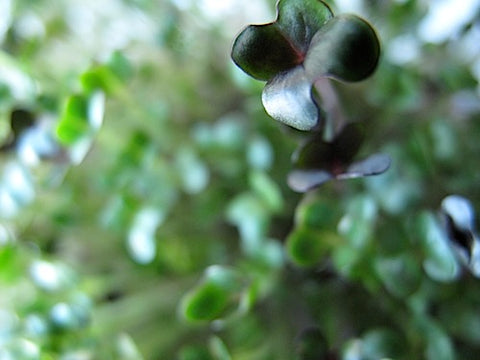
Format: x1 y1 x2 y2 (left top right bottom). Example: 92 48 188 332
232 0 379 130
262 66 321 130
231 0 333 81
304 15 380 82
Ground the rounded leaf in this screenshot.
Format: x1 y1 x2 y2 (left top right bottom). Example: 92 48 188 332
305 14 380 82
286 227 331 266
232 24 301 81
276 0 334 52
181 282 231 321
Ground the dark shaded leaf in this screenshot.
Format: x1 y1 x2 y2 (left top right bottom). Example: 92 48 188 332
288 123 389 192
231 0 333 81
231 25 303 81
295 326 330 360
293 122 364 168
10 108 35 138
441 195 476 257
0 108 36 151
304 14 380 82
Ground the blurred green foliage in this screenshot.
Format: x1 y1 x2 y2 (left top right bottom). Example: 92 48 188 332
1 0 480 359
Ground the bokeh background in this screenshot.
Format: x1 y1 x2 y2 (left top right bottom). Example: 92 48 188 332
1 0 480 359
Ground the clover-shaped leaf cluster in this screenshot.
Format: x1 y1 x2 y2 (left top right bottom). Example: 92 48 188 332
232 0 380 131
232 0 387 192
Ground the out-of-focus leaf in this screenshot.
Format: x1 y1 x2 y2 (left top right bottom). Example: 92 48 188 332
180 266 247 322
374 254 422 298
108 50 134 82
361 328 406 360
413 317 455 360
294 197 338 230
56 92 104 145
179 345 213 360
226 193 269 253
288 123 390 192
10 108 35 139
209 336 232 360
56 95 89 144
249 170 283 213
294 123 364 169
338 195 377 249
80 51 133 94
286 227 336 266
417 211 460 282
440 195 480 276
295 327 329 360
80 65 120 94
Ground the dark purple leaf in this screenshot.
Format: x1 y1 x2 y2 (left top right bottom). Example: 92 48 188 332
231 0 333 81
305 14 380 82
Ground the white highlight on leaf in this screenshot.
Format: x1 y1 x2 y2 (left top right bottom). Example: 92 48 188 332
262 66 319 131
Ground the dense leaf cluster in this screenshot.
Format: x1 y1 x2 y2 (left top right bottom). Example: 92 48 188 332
1 0 480 359
232 0 390 193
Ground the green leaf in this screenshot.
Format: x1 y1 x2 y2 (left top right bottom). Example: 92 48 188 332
417 212 460 282
182 282 231 321
295 327 329 360
80 51 132 94
294 197 338 230
304 15 380 82
361 328 407 360
286 227 335 266
80 65 119 94
209 336 232 360
107 50 133 81
56 92 105 145
249 171 283 213
56 95 90 144
231 0 333 81
374 254 422 298
180 266 246 321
